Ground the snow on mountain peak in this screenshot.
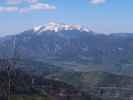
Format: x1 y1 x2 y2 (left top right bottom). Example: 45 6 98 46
33 22 90 33
34 25 43 32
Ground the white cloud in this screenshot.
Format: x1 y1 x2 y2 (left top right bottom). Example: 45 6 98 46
30 3 56 11
89 0 106 4
19 3 56 13
7 0 39 4
0 6 18 13
27 0 39 4
0 0 56 13
7 0 22 4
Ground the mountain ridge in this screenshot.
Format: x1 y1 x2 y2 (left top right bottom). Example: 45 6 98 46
32 22 91 33
0 23 133 76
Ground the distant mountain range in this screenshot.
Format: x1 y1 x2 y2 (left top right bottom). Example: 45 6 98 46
1 23 133 100
0 22 133 75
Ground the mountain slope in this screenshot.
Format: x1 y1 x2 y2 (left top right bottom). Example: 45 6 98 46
0 22 133 75
0 67 99 100
45 71 133 99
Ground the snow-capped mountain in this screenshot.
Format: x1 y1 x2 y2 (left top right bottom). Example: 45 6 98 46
33 22 90 33
0 22 133 75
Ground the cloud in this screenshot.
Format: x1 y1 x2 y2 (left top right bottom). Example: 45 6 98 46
7 0 22 4
30 3 56 11
19 3 56 13
0 6 18 13
0 0 56 13
7 0 39 4
19 7 30 13
27 0 39 4
89 0 106 4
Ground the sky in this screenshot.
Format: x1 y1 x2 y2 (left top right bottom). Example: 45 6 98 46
0 0 133 35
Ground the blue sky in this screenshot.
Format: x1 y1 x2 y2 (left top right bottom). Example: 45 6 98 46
0 0 133 35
